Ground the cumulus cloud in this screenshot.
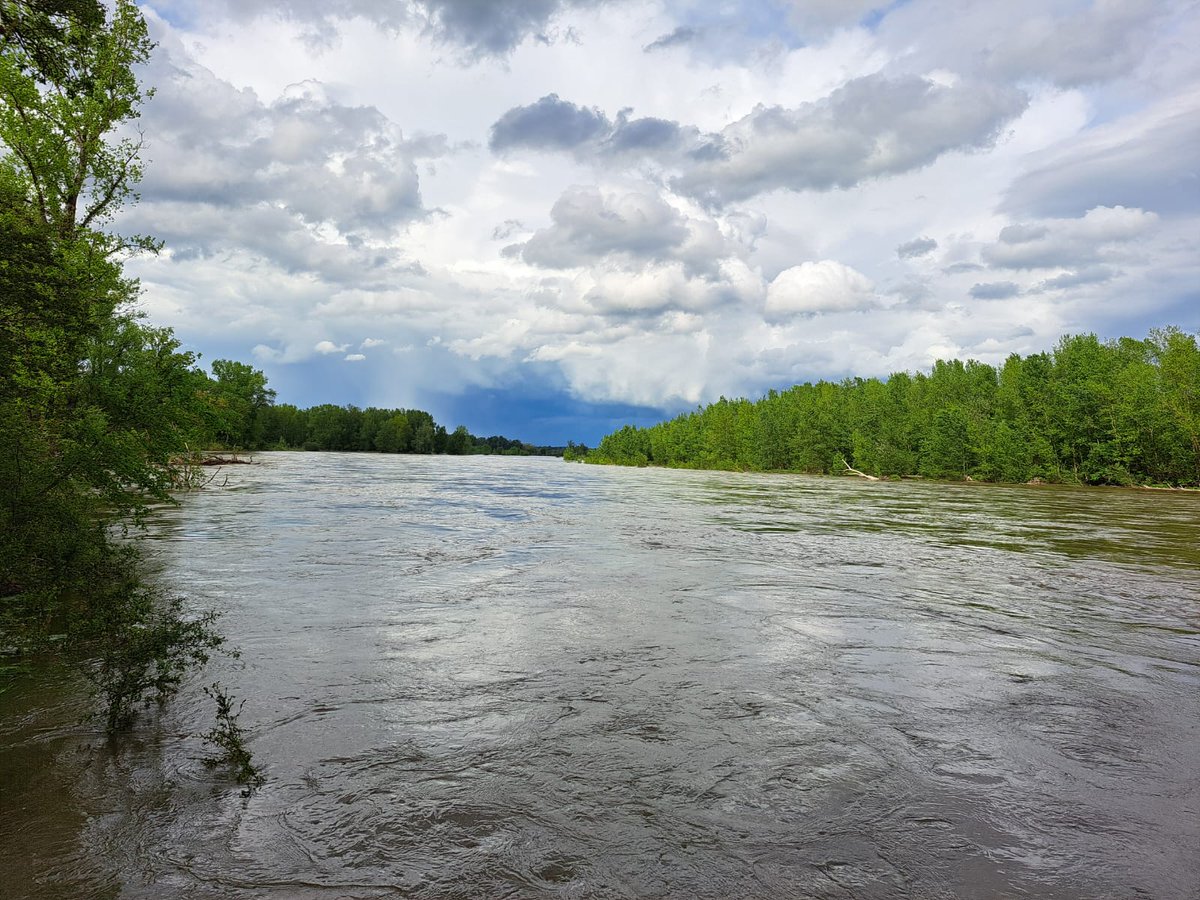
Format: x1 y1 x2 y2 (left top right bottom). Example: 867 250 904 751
140 72 429 236
674 74 1028 205
344 353 367 361
582 258 763 319
607 111 685 154
513 185 733 276
897 237 938 259
520 186 688 267
489 94 611 152
315 340 349 354
490 75 1028 207
490 95 694 159
125 20 448 289
765 261 876 318
111 15 446 313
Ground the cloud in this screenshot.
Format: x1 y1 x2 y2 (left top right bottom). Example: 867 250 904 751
878 0 1175 87
672 74 1028 205
897 236 938 259
157 0 599 56
982 206 1158 269
414 0 572 55
785 0 889 33
489 95 699 161
1038 266 1117 290
492 219 526 240
119 0 1200 432
1002 88 1200 218
344 353 367 361
131 24 441 254
643 26 700 53
607 112 685 154
969 281 1021 300
489 94 611 152
490 74 1028 207
765 260 876 318
516 186 710 271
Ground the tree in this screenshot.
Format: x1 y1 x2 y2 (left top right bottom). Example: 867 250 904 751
446 424 470 455
2 0 226 729
0 0 154 245
1151 327 1200 483
210 359 275 448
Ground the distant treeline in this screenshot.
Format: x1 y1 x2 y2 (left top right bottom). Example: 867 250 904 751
583 328 1200 487
249 403 564 457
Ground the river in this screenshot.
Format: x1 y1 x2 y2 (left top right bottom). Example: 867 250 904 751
2 453 1199 899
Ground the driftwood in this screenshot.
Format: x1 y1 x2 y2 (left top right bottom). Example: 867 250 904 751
197 455 252 466
839 456 880 481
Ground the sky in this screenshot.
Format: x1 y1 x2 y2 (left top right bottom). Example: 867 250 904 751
118 0 1200 445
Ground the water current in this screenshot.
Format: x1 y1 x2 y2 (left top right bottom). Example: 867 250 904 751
2 453 1199 898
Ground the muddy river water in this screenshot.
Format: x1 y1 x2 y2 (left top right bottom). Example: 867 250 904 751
2 453 1198 898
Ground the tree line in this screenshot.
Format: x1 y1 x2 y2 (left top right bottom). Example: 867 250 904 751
239 400 565 457
584 329 1200 487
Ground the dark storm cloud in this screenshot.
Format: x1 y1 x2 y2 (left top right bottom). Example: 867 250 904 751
896 236 938 259
489 94 612 152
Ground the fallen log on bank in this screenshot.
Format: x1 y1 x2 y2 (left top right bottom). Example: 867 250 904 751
197 455 253 466
839 457 880 481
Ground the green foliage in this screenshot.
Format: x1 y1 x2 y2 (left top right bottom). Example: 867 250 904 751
562 441 590 462
0 0 155 245
207 359 275 449
202 682 264 789
1 0 237 732
586 328 1200 487
251 402 565 457
88 593 224 732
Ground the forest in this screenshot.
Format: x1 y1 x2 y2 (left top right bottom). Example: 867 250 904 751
246 401 565 456
585 328 1200 487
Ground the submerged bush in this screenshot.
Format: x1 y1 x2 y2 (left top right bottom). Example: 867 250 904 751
202 682 265 789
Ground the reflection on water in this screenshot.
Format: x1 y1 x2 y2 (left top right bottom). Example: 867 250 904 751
3 454 1199 898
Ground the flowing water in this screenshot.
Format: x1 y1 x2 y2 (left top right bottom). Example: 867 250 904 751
2 453 1199 899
